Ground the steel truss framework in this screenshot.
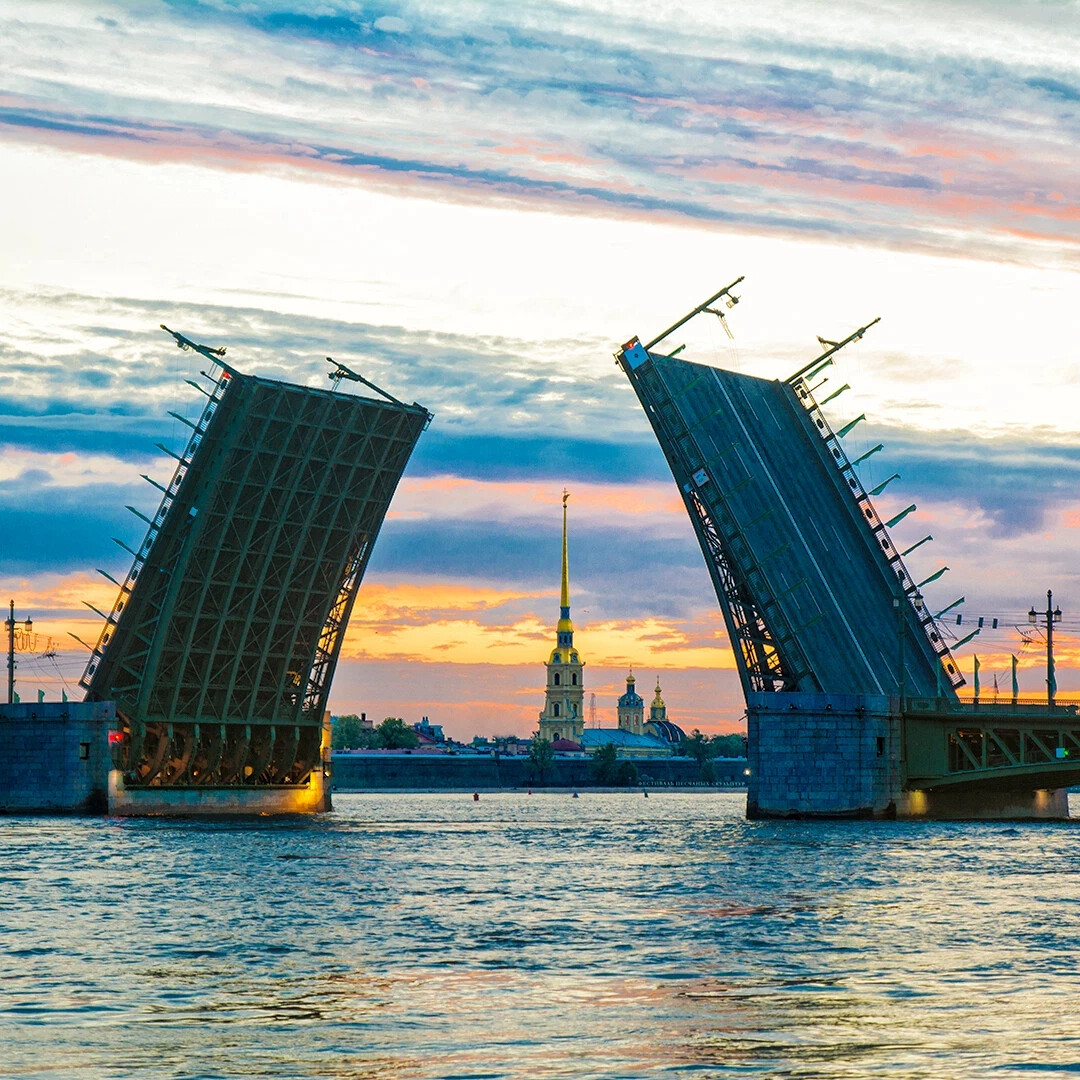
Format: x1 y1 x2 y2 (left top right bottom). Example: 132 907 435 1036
904 699 1080 790
786 372 964 691
622 351 807 696
83 353 430 788
616 291 963 701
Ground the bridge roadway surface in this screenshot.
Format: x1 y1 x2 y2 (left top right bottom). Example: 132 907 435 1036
652 354 945 697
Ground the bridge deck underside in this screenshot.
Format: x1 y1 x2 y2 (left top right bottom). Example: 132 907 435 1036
632 354 947 698
83 372 427 788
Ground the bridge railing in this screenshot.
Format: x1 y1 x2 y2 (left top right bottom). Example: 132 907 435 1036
907 694 1080 714
81 363 233 690
788 375 965 690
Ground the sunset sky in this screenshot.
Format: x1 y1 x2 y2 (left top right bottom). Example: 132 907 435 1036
2 1 1079 737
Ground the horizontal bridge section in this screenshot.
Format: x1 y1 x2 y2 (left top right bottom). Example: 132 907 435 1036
905 702 1080 792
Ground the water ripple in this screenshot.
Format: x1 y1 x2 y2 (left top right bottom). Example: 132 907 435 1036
3 792 1080 1078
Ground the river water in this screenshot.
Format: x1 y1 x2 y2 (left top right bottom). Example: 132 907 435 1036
2 791 1080 1079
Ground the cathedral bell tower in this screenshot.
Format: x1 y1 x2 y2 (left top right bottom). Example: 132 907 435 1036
617 669 644 734
538 490 585 743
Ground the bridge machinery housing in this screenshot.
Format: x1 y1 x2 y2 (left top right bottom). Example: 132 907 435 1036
617 281 1079 819
82 330 430 814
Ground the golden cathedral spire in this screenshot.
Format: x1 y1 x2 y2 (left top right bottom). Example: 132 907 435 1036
538 488 585 745
558 489 572 635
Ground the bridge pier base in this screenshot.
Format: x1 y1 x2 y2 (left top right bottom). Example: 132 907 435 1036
899 786 1069 820
746 693 900 819
107 767 332 815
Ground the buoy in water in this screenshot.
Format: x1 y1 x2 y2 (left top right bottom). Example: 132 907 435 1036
473 792 479 802
572 791 579 799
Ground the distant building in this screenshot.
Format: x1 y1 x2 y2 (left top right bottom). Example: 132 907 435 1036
413 716 444 743
537 491 585 744
469 735 529 756
644 678 686 745
533 491 686 759
581 672 686 758
616 670 645 734
551 737 585 757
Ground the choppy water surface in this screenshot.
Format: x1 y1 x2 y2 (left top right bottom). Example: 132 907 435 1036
3 792 1080 1079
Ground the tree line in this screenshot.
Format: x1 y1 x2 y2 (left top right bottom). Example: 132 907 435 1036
332 714 419 750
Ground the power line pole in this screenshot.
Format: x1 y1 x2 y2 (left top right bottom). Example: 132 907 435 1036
1028 590 1062 706
6 600 13 705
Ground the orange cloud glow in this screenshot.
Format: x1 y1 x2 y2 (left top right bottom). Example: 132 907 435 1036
342 581 733 667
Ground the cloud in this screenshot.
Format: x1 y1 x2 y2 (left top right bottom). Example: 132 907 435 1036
2 1 1079 264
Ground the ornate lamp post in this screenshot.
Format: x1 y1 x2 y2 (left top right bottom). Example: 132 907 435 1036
6 600 33 705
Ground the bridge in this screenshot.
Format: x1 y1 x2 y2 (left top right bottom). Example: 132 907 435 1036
617 282 1077 818
82 329 431 813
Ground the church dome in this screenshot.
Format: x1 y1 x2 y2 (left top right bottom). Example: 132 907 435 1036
646 719 686 743
617 669 643 708
651 677 665 708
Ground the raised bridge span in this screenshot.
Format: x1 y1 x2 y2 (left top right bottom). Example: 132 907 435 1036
82 329 431 814
617 282 1079 818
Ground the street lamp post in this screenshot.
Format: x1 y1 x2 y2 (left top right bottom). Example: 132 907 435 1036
1028 590 1063 707
6 599 33 705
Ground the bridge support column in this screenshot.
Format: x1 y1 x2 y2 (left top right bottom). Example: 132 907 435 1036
746 693 900 818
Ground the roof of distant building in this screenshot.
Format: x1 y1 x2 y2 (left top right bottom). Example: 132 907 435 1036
645 719 686 743
580 729 670 750
551 737 583 751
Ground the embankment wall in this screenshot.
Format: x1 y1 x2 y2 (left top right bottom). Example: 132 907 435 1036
331 752 747 790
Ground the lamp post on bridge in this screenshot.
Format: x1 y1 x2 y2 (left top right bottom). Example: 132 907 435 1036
6 599 33 705
1028 590 1062 707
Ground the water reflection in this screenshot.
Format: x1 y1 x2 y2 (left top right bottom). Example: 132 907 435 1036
2 792 1080 1078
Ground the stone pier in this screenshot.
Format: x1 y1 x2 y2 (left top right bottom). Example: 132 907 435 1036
746 692 900 819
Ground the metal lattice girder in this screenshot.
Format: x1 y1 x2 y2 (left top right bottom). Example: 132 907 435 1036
84 358 430 788
617 337 959 700
905 699 1080 791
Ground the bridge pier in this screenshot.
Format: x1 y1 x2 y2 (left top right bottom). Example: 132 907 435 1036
746 693 900 818
747 692 1074 820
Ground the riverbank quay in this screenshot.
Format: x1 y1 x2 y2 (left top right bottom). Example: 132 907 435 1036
331 750 747 790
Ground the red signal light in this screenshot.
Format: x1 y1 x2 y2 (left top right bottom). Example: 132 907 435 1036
108 731 125 744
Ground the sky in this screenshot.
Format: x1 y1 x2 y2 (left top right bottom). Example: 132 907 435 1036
1 0 1079 738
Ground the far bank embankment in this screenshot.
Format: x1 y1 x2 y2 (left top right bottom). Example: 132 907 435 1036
332 752 748 791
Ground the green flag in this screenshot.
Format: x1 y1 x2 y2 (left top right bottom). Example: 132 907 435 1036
62 689 68 703
12 691 19 704
1011 655 1019 702
973 655 980 701
37 689 44 704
